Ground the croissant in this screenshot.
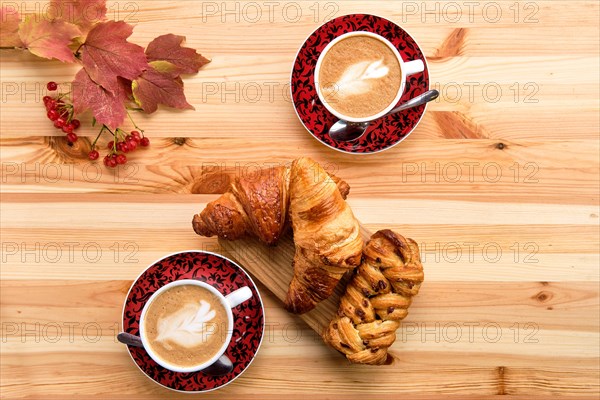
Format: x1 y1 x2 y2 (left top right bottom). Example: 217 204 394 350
323 229 424 364
285 157 363 314
192 164 350 246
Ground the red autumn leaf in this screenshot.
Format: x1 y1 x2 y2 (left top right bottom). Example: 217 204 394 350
0 6 22 47
18 16 81 62
72 67 128 129
132 65 194 114
145 34 210 75
49 0 107 34
80 20 147 94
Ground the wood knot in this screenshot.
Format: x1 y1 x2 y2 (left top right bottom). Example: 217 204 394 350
533 290 553 303
432 28 467 59
434 111 488 139
48 136 92 160
173 137 187 146
495 142 506 150
497 366 506 395
191 172 231 194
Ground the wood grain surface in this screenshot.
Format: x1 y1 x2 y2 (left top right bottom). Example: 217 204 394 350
1 0 599 398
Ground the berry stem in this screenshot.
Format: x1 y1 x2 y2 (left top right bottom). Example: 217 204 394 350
126 110 145 135
57 92 72 101
91 126 105 149
104 126 118 153
115 128 126 141
57 103 74 122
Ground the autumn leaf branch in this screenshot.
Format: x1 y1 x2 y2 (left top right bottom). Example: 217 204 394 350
0 0 210 129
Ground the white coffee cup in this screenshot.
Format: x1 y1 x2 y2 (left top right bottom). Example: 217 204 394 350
314 31 425 123
139 279 252 373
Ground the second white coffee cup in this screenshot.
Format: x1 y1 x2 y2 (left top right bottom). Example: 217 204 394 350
315 31 425 123
139 279 252 373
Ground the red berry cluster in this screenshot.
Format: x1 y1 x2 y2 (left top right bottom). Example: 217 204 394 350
44 80 151 168
99 130 150 168
44 81 80 144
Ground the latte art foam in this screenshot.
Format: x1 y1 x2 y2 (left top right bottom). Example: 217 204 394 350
318 35 401 119
323 58 389 98
142 285 228 368
155 300 216 350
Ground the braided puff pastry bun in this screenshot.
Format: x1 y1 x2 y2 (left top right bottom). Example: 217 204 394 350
323 230 424 364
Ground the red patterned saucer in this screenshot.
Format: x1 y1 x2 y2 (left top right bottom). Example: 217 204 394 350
291 14 430 154
122 251 265 392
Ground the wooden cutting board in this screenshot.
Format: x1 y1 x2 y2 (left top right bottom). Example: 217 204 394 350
219 225 374 339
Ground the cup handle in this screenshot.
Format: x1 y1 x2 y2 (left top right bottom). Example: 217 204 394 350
225 286 252 308
404 59 425 76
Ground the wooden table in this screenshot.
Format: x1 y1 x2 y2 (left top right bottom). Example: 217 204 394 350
1 1 599 398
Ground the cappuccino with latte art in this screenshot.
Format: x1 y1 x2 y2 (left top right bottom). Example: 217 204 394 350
317 34 402 119
142 284 228 368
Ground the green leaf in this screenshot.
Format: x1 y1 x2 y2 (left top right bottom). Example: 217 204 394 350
149 60 179 76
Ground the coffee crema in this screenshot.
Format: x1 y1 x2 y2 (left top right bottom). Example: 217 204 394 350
143 285 228 368
318 35 402 119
